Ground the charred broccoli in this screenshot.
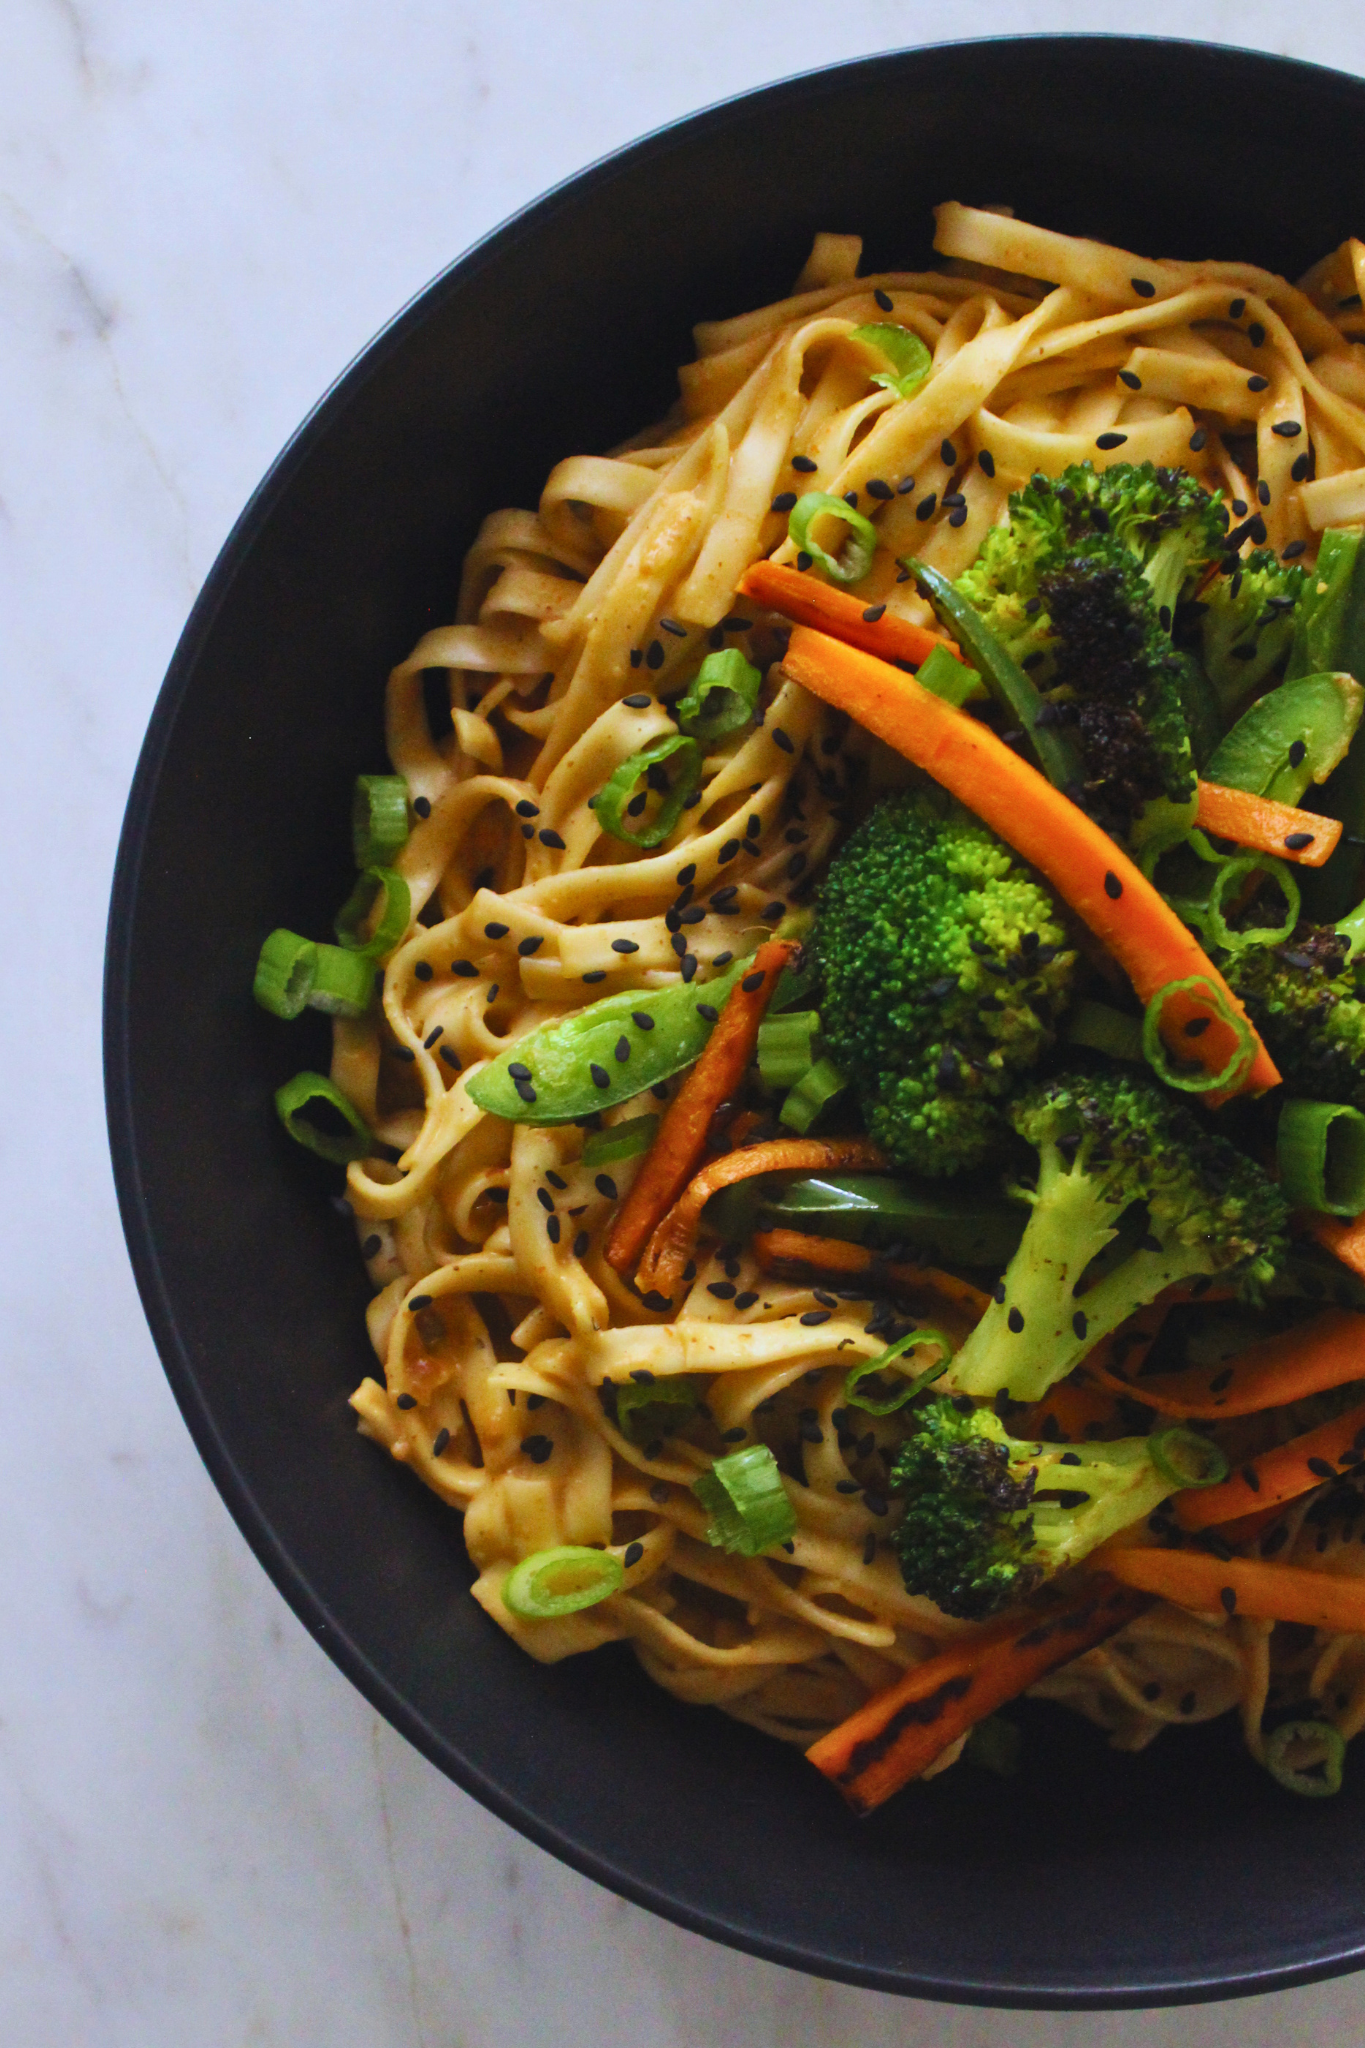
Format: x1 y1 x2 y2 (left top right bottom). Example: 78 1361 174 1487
946 1070 1289 1404
889 1394 1216 1620
1225 906 1365 1110
813 789 1076 1176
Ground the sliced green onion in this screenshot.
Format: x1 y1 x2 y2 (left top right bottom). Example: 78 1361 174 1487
1264 1718 1346 1798
963 1714 1022 1778
674 648 761 741
352 773 410 867
692 1444 797 1556
1141 975 1256 1094
274 1071 372 1163
788 491 879 586
1277 1098 1365 1216
335 866 412 958
501 1545 624 1620
779 1055 849 1134
593 733 702 849
844 1328 953 1415
849 322 932 400
770 948 822 1014
1202 853 1300 954
253 928 317 1019
582 1113 659 1169
915 641 989 707
612 1373 699 1442
306 942 378 1017
1063 999 1145 1063
1148 1426 1229 1491
757 1010 823 1089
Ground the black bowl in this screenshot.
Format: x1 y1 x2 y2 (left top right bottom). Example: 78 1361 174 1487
106 35 1365 2008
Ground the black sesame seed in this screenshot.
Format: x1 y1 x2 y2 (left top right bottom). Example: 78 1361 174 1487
1247 374 1270 393
1096 432 1128 450
796 551 813 571
514 1079 537 1104
742 970 765 993
1104 871 1123 899
866 478 893 501
395 1393 416 1410
862 604 886 623
1257 479 1271 506
721 1426 747 1444
594 1174 618 1202
440 1046 461 1068
646 641 664 670
1285 831 1315 851
1189 426 1208 452
631 1011 655 1031
581 970 606 984
770 491 797 513
800 1310 831 1327
1308 1457 1336 1479
708 1281 736 1299
517 936 542 957
678 904 704 924
484 922 509 940
391 1044 416 1063
897 474 917 494
791 455 817 473
590 1063 610 1089
1248 322 1266 347
546 1216 561 1243
431 1427 450 1457
408 1294 433 1312
681 954 698 982
1007 1307 1025 1333
515 800 539 819
695 1002 719 1023
1184 1015 1212 1038
536 1187 554 1213
1130 277 1156 297
612 1037 631 1064
940 439 957 466
915 493 937 521
874 287 893 311
1118 369 1142 390
1288 739 1307 767
761 900 785 921
660 617 686 637
843 489 859 507
1072 1310 1088 1340
539 829 566 850
1220 1586 1237 1615
523 1435 553 1464
610 937 640 955
629 649 642 668
772 728 795 755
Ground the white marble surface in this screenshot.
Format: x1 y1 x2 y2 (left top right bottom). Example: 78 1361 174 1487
8 1 1365 2040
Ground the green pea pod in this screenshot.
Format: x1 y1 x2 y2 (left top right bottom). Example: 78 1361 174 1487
466 953 751 1124
1286 529 1362 681
903 558 1084 792
1202 672 1363 804
703 1170 1027 1266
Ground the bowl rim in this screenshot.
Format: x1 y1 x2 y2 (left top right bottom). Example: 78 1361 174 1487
105 32 1365 2009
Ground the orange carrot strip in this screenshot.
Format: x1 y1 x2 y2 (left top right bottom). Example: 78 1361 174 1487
1213 1504 1286 1547
605 940 794 1280
1176 1394 1365 1530
1195 780 1341 868
748 1228 992 1319
632 1138 886 1302
1107 1308 1365 1421
1019 1382 1129 1442
805 1577 1150 1815
1311 1210 1365 1281
738 560 956 668
780 626 1281 1097
1104 1547 1365 1632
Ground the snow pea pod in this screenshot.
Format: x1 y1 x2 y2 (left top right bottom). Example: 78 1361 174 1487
1203 672 1363 805
1287 532 1365 919
466 952 752 1125
703 1170 1026 1266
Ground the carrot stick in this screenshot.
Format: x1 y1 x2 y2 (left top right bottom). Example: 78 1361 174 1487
1311 1210 1365 1281
780 626 1281 1097
631 1138 886 1303
1211 1504 1286 1548
1104 1547 1365 1632
1195 780 1341 868
1176 1394 1365 1530
749 1228 991 1318
605 939 794 1281
805 1577 1150 1815
1102 1308 1365 1421
737 560 956 669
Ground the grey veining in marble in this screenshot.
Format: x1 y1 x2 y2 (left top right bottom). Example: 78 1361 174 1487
6 0 1365 2040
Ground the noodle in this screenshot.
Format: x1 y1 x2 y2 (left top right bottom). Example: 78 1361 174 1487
317 205 1365 1770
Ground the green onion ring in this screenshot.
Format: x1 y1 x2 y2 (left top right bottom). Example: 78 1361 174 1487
501 1545 624 1620
1141 975 1257 1094
1277 1098 1365 1216
692 1443 797 1556
581 1114 659 1168
274 1071 372 1163
787 491 879 586
352 773 410 866
334 865 412 958
674 647 761 741
1148 1426 1229 1491
593 733 702 849
253 928 318 1019
844 1328 953 1415
1264 1719 1346 1798
307 942 378 1017
1202 852 1300 954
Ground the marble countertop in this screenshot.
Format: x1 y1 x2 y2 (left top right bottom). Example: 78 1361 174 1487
9 1 1365 2040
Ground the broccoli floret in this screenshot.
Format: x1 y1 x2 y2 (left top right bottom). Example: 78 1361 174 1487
813 789 1076 1176
947 1070 1289 1404
1226 921 1365 1110
1197 547 1309 717
889 1394 1186 1620
956 465 1219 843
